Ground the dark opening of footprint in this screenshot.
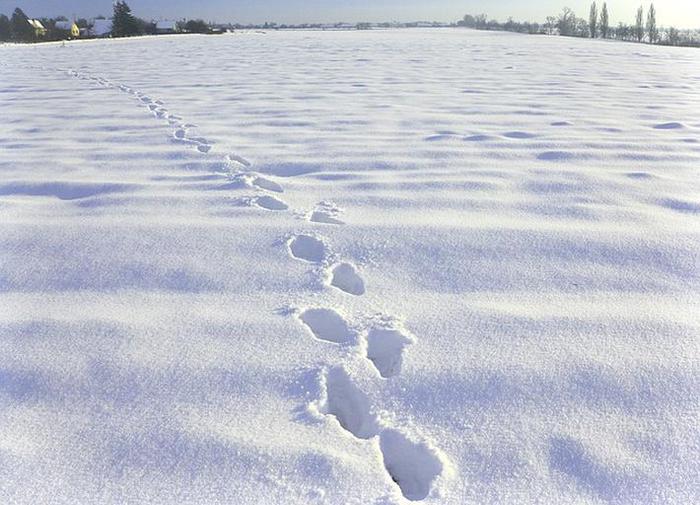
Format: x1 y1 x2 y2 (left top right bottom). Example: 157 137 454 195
329 263 365 296
379 429 444 501
288 235 326 263
299 308 353 344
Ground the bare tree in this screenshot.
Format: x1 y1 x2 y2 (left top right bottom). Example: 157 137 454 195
589 2 598 38
635 6 644 42
558 7 577 37
667 26 680 46
646 3 658 44
545 16 557 35
600 3 609 38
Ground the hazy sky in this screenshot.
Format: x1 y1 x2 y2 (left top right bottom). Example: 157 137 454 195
1 1 699 28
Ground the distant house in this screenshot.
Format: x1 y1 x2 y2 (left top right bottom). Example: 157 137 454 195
91 19 113 37
27 19 47 37
55 21 80 38
156 20 177 34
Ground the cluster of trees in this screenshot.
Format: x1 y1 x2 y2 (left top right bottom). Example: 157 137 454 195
459 3 699 47
177 19 211 34
112 2 215 37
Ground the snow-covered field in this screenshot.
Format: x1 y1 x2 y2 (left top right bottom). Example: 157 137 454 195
1 29 699 504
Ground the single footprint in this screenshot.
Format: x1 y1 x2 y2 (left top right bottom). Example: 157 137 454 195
309 201 344 225
298 308 354 344
365 328 413 378
310 210 344 225
379 429 445 501
252 176 284 193
328 262 365 296
226 154 252 168
254 195 288 211
318 366 378 439
197 144 212 154
174 129 186 139
288 235 326 263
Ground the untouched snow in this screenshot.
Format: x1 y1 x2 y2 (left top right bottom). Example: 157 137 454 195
1 29 699 504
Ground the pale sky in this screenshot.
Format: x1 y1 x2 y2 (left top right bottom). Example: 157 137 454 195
1 1 699 28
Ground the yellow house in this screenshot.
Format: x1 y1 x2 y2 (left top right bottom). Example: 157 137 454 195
55 21 80 38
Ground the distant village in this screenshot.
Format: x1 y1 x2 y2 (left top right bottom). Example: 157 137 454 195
1 1 697 47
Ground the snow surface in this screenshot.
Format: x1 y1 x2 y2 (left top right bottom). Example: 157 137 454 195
1 29 699 504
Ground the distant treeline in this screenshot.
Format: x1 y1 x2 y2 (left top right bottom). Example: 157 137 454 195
458 3 699 48
3 0 698 47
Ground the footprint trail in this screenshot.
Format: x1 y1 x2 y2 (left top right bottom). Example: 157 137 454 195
60 64 448 502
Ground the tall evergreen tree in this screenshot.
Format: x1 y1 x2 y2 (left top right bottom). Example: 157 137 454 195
646 3 658 44
112 1 140 37
10 8 33 41
0 14 10 41
589 2 598 38
600 3 610 38
635 6 644 42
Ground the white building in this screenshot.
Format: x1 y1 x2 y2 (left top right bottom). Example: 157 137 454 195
155 20 177 34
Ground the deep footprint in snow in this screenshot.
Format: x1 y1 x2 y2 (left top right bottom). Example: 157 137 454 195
174 129 186 139
252 176 284 193
310 210 344 225
226 153 252 168
329 262 365 296
197 144 212 153
309 201 344 225
299 308 354 344
288 235 326 263
318 366 377 439
365 327 413 378
254 195 288 211
379 429 445 501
